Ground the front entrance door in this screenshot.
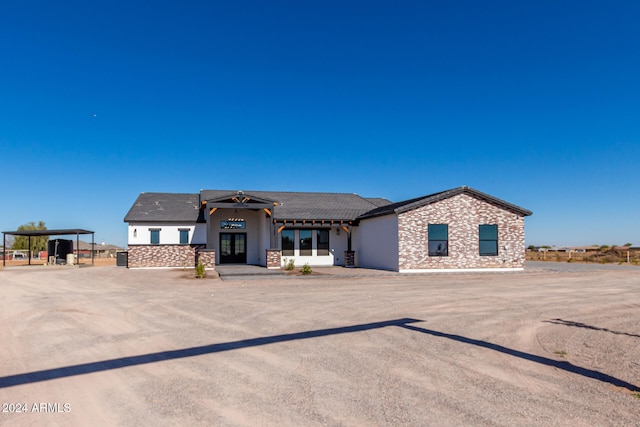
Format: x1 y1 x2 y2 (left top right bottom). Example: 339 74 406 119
220 233 247 264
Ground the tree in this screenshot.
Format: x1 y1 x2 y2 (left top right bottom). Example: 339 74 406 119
12 221 48 254
624 243 632 247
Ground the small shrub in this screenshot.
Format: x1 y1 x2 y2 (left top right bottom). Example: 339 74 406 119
301 263 312 275
195 261 206 278
284 258 295 270
567 258 573 263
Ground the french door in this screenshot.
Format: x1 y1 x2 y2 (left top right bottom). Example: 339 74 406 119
219 233 247 264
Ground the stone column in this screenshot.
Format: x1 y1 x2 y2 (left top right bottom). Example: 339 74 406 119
266 249 282 269
197 249 216 269
344 251 355 268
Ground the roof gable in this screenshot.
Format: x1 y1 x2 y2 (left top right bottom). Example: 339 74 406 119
357 186 532 220
205 191 278 208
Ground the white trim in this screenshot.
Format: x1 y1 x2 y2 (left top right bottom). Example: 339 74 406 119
399 267 524 273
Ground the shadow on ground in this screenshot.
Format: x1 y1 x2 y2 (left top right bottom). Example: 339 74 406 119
2 318 637 392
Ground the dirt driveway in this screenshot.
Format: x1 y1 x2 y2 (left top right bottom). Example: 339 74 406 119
1 264 639 426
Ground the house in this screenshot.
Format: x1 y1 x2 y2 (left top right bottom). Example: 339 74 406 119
123 186 532 272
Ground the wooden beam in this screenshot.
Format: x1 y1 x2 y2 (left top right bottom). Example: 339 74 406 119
342 226 350 235
209 207 217 215
277 225 285 233
242 197 250 203
263 208 272 216
201 200 207 206
232 197 240 203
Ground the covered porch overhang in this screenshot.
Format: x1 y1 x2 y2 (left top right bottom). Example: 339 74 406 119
202 192 278 215
273 219 355 252
202 192 280 249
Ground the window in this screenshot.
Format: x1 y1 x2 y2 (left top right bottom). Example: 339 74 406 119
479 224 498 256
281 230 294 256
179 229 189 245
299 230 312 256
317 229 329 256
428 224 448 256
150 229 160 245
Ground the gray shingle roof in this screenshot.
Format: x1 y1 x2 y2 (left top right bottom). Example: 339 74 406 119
124 187 530 224
124 193 202 222
364 197 393 207
357 186 532 220
201 190 389 221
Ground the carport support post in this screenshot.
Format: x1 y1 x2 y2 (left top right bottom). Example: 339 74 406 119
2 233 5 267
28 235 32 265
76 233 80 265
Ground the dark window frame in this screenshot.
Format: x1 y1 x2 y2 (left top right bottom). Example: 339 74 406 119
281 229 294 256
479 224 499 256
428 224 448 257
299 229 312 256
179 228 189 245
149 228 160 245
317 229 330 256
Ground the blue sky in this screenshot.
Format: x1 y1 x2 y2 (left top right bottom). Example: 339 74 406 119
1 1 638 248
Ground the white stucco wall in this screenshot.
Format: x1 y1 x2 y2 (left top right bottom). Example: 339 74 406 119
127 223 203 245
279 227 348 267
356 214 399 271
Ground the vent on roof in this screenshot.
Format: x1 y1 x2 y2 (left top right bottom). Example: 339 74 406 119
154 201 160 205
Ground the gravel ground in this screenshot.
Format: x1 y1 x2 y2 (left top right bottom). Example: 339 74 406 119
0 264 639 426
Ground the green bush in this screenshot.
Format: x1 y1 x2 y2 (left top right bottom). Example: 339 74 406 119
301 263 312 275
284 258 295 270
196 261 206 278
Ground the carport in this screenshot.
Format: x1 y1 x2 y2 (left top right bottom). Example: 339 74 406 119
2 229 94 267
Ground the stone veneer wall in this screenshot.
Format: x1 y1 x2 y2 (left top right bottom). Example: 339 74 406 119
197 249 216 269
127 244 205 268
344 251 355 268
397 194 526 270
266 249 281 269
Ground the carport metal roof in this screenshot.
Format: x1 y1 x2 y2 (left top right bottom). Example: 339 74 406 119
2 229 94 267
